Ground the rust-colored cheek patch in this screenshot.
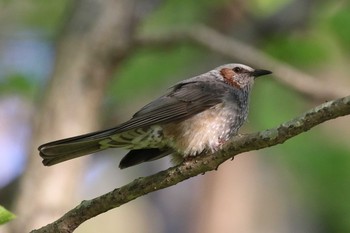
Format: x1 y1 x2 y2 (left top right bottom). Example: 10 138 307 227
220 68 241 89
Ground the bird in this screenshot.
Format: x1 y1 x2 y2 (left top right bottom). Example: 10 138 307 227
39 63 271 169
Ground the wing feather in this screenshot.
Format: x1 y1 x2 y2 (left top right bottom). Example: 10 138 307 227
39 81 229 148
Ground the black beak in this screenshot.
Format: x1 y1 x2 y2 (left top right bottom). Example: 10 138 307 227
251 69 272 78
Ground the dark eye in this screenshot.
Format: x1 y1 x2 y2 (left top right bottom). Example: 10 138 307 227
233 67 242 73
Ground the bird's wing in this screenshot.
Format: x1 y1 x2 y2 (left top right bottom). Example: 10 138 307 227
41 81 229 145
39 81 231 165
115 80 228 131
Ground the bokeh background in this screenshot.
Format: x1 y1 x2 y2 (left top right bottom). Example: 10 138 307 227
0 0 349 232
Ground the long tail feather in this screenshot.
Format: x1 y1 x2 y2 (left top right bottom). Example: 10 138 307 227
39 140 104 166
39 125 161 166
38 128 119 166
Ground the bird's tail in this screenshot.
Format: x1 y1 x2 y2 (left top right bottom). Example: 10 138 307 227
39 128 119 166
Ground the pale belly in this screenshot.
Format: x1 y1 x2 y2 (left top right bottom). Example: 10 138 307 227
162 103 240 156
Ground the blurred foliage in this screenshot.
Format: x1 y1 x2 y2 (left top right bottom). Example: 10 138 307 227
0 0 70 35
263 34 329 68
143 0 230 30
21 1 69 32
250 0 291 15
276 133 350 232
0 205 15 225
0 74 37 97
1 0 350 232
327 5 350 51
252 77 350 232
108 45 206 102
250 77 305 128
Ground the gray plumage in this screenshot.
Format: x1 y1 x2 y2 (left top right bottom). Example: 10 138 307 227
39 63 271 168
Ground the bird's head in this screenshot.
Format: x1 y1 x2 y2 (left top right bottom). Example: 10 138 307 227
214 63 272 89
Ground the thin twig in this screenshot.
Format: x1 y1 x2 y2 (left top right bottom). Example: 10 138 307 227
32 95 350 233
137 25 348 101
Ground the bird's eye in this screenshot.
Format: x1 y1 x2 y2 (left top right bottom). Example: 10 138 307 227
233 67 242 73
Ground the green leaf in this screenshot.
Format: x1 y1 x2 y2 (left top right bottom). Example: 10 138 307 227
0 205 16 225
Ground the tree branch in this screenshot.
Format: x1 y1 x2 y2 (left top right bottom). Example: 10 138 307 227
32 95 350 233
137 25 348 101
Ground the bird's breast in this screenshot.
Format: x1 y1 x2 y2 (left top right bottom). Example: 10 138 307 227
162 102 244 156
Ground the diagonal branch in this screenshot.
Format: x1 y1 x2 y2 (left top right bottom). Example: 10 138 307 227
137 25 348 101
31 95 350 233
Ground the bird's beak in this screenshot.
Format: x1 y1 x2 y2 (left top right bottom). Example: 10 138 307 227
251 69 272 78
